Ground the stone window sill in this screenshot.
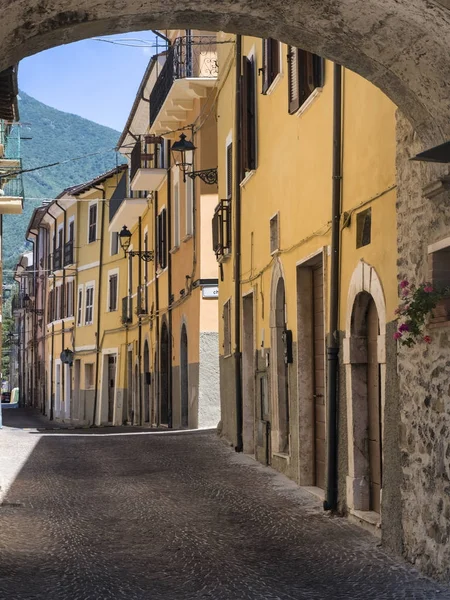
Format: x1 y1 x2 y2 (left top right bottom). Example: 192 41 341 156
272 451 290 465
349 508 381 537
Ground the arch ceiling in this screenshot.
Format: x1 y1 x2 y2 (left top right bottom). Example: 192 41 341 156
0 0 449 144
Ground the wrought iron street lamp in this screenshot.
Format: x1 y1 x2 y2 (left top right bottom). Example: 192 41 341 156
171 133 218 185
119 226 154 262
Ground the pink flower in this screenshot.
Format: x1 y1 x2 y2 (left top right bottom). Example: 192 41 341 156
393 331 402 340
424 285 434 293
402 288 409 297
399 323 410 332
423 335 432 344
400 280 409 289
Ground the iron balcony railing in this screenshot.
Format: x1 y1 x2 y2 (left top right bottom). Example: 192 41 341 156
130 135 166 183
64 240 74 266
150 35 218 127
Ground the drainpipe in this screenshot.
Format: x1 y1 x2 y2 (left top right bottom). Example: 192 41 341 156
152 30 171 46
154 190 160 426
167 145 173 428
324 63 343 512
234 35 243 452
47 210 58 420
27 235 37 408
138 216 143 424
55 200 67 418
92 186 105 426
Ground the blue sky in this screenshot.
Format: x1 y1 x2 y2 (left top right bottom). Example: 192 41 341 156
18 32 164 132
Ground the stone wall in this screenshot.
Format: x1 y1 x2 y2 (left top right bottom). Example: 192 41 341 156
396 110 450 578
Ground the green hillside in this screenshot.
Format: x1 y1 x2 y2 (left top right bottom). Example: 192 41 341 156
3 91 125 283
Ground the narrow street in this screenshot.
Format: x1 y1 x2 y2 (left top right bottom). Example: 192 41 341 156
0 410 448 600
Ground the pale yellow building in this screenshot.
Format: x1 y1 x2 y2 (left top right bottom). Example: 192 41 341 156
215 34 398 541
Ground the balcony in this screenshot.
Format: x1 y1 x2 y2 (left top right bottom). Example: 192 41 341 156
130 135 167 192
150 35 218 134
0 120 23 214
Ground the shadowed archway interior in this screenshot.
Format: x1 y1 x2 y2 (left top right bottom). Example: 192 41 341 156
0 0 449 145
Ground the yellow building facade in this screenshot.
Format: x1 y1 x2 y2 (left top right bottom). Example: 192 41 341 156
21 30 221 431
215 34 399 541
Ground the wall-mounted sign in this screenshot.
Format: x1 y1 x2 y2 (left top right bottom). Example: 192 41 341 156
202 286 219 299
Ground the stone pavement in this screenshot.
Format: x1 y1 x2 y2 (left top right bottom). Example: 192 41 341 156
0 410 449 599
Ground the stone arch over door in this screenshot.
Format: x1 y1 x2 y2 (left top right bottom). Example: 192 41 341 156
344 261 387 513
180 323 189 428
0 1 449 145
270 260 290 455
160 320 171 427
143 339 150 423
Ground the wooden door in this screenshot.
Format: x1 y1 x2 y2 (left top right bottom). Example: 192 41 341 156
312 264 325 489
367 300 382 513
108 355 116 423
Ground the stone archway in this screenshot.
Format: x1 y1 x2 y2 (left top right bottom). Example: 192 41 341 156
0 1 449 144
343 261 386 514
270 260 290 455
160 321 171 427
180 323 189 428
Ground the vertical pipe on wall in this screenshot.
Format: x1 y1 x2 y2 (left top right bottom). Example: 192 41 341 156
234 34 243 452
167 146 173 428
55 200 67 417
154 190 160 426
324 63 343 512
138 216 143 425
92 186 105 426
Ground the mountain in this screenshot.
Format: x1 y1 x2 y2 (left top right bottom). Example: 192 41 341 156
3 91 125 283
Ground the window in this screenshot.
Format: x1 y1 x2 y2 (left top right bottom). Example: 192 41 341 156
185 177 193 237
68 219 74 242
157 208 167 269
223 299 232 357
261 38 280 94
226 143 233 199
77 286 83 326
288 47 324 114
240 55 257 178
270 213 280 254
173 182 180 248
428 241 450 324
111 231 119 256
85 285 94 325
212 200 232 259
356 208 372 248
108 273 118 312
88 204 97 243
66 281 74 318
85 363 94 388
55 286 62 321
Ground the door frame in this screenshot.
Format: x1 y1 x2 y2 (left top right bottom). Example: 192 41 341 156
343 261 386 514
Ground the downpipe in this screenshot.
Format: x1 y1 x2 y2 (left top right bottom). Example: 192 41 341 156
324 63 343 512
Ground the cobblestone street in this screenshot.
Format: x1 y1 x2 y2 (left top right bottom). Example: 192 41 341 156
0 410 449 600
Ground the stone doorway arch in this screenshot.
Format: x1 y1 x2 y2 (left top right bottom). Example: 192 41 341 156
160 321 171 427
143 340 150 424
344 261 386 514
0 1 448 144
270 260 290 455
180 323 189 428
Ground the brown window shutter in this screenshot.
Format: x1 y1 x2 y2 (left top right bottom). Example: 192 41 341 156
262 38 270 94
246 57 256 170
226 143 232 198
161 209 167 269
288 47 300 114
240 65 248 179
269 39 280 83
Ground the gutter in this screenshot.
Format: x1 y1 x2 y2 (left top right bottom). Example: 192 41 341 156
234 35 243 452
154 190 160 425
46 209 58 420
167 144 173 428
324 63 343 512
138 217 143 424
55 199 67 417
92 185 105 426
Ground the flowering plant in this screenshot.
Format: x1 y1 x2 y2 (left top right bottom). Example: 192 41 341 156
394 280 447 347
